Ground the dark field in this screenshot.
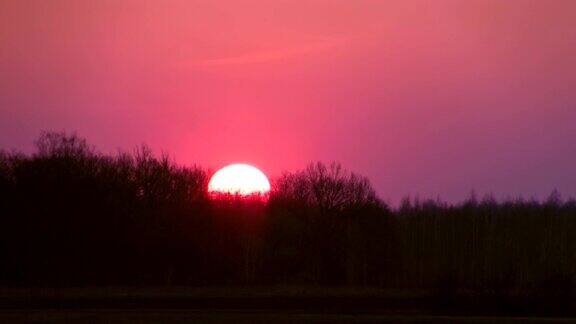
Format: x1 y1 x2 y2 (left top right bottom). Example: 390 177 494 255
2 287 576 323
3 310 576 324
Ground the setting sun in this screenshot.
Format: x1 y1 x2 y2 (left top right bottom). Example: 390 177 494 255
208 163 271 196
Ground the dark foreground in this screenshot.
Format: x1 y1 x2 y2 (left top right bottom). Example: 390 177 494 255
2 310 576 323
2 287 576 323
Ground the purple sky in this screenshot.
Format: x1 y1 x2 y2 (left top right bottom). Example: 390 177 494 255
1 0 575 204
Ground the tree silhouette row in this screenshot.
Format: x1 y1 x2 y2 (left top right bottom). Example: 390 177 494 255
1 132 575 304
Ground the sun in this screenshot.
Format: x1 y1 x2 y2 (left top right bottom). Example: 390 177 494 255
208 163 271 196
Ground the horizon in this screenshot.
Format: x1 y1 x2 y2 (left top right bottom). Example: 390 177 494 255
1 130 572 207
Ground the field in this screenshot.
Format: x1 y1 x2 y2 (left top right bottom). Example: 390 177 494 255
3 310 576 323
2 287 576 323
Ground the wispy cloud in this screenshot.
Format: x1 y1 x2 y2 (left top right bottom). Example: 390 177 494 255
194 38 348 67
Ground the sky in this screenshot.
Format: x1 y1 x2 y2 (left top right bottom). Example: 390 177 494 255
1 0 575 204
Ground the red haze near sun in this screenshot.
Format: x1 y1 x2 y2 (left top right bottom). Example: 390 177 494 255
1 0 576 203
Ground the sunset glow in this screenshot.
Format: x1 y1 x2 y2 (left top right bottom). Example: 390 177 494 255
1 1 576 203
208 164 270 196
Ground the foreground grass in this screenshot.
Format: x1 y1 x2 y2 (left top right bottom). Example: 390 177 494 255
0 286 424 299
1 286 576 321
2 310 576 324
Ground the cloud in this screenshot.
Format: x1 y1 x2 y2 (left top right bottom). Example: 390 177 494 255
194 38 348 67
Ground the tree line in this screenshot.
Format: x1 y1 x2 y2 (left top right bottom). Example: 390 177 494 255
0 131 575 300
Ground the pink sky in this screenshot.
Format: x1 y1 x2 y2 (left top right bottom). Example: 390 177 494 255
1 0 575 203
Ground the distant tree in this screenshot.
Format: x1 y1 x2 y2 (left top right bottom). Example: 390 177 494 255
272 162 380 214
34 131 94 158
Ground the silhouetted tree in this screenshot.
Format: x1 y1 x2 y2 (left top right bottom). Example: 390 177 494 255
1 129 576 310
265 162 395 285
